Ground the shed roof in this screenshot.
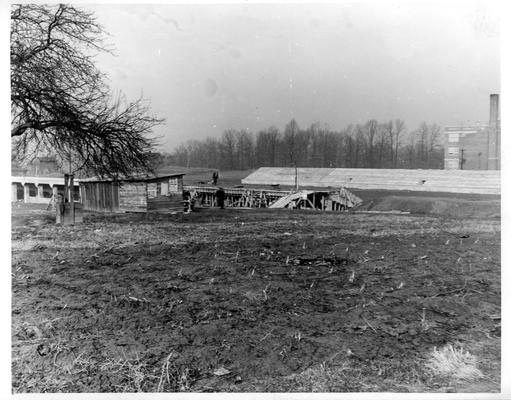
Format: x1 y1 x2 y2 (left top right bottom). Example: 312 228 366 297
79 172 185 183
241 167 500 195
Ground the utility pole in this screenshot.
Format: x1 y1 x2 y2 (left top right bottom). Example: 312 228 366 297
294 162 298 191
67 140 75 224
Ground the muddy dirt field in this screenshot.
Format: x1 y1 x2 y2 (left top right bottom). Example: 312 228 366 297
11 204 500 392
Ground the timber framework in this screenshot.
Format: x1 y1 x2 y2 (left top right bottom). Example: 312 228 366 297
184 186 362 211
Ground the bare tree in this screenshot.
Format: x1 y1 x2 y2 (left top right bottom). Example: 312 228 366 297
11 4 163 177
393 119 405 168
428 124 441 154
235 130 255 170
255 127 280 167
221 130 237 170
384 121 395 167
283 119 300 166
364 119 378 168
334 132 346 167
204 137 219 168
416 122 430 167
305 122 321 167
376 122 387 168
404 128 417 168
171 144 189 167
354 124 365 167
427 123 443 168
341 125 354 167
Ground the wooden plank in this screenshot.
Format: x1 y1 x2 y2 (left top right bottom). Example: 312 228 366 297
113 182 119 211
119 182 147 212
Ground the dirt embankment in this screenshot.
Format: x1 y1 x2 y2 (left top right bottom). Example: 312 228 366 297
345 188 500 219
357 195 500 219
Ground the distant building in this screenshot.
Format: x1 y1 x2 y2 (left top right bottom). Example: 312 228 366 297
444 94 500 170
32 156 59 175
11 156 60 176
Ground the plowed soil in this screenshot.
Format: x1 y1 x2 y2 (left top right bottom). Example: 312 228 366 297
11 204 500 392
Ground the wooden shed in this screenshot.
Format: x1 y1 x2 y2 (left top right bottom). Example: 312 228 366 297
79 173 185 213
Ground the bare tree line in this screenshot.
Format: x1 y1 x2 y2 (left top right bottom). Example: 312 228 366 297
10 4 444 176
159 119 444 170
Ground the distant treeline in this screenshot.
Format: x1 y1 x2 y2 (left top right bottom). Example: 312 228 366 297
155 119 444 170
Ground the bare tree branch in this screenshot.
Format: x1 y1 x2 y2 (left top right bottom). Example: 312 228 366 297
11 4 163 177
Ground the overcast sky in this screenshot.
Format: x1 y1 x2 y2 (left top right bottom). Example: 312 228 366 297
87 2 500 152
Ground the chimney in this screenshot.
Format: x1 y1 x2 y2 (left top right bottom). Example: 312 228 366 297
490 94 499 126
487 94 500 170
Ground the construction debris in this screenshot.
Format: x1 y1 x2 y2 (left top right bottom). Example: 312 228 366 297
269 188 362 211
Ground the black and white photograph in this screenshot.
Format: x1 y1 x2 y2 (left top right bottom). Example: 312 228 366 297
5 0 506 396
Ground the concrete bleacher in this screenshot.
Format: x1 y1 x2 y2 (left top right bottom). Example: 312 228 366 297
241 168 501 195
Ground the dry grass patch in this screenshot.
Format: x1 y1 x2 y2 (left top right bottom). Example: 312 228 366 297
426 344 483 381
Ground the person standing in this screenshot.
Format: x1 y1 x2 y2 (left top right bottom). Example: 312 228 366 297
216 187 225 209
212 170 219 186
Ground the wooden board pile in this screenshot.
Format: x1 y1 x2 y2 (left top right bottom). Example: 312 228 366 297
269 188 362 211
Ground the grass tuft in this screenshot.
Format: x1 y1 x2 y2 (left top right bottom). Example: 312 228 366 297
425 344 483 381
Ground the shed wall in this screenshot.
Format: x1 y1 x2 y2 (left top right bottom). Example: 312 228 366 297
147 179 183 211
80 182 119 212
147 194 184 211
119 182 147 212
169 176 183 193
80 175 185 213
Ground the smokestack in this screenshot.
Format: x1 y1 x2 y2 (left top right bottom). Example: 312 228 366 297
490 94 499 125
487 94 500 170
